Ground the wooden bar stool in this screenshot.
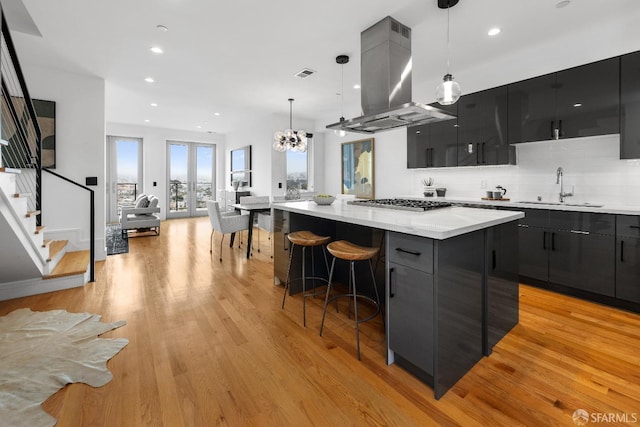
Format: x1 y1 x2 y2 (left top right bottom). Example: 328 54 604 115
281 230 332 327
319 240 382 360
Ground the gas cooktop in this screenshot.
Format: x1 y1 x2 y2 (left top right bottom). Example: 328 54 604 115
347 198 453 212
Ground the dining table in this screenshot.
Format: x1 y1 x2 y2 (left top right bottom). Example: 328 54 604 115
230 202 271 259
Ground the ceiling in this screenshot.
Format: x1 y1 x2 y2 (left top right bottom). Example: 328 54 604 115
4 0 640 135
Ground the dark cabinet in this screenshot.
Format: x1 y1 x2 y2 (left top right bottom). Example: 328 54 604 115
616 215 640 303
407 103 457 168
388 263 433 375
486 222 519 354
621 52 640 159
458 86 514 166
508 57 619 143
518 209 616 297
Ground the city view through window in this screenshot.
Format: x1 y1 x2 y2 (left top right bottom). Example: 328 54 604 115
168 144 214 213
286 149 308 191
116 140 140 213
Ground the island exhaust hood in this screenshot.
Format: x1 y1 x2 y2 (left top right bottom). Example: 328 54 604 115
326 16 456 134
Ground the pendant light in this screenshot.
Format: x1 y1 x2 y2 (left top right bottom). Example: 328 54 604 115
273 98 307 152
435 0 462 105
334 54 349 137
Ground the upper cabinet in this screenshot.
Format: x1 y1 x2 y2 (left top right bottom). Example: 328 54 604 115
457 86 514 166
621 51 640 159
407 103 457 168
508 57 620 144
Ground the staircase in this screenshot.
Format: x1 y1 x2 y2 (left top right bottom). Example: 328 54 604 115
0 167 90 300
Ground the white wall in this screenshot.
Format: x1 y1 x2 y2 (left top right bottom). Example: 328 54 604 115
319 127 413 199
105 123 224 220
225 114 317 198
21 65 107 259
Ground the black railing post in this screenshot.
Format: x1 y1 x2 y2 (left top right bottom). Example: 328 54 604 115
90 189 95 282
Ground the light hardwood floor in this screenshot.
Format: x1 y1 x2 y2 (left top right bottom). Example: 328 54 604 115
1 217 639 426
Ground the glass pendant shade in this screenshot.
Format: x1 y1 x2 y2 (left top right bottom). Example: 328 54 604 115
334 129 347 137
273 98 308 152
436 74 461 105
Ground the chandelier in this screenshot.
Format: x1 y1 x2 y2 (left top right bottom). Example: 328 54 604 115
273 98 307 152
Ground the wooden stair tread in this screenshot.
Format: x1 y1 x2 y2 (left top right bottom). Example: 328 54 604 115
26 210 41 218
12 193 32 198
35 226 46 234
45 250 90 279
47 240 68 262
42 239 52 248
0 167 21 174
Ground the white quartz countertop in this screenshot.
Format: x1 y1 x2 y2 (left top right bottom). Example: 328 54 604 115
272 200 524 240
400 196 640 215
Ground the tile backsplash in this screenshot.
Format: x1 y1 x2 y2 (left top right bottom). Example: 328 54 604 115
413 134 640 207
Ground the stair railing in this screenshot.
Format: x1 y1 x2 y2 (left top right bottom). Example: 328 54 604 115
1 8 95 282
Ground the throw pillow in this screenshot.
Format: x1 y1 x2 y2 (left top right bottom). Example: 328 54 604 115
148 196 159 208
135 195 149 208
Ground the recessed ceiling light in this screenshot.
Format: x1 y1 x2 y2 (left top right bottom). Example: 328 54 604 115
353 84 361 89
556 0 571 8
144 119 150 123
144 77 155 83
573 103 583 107
196 125 202 129
488 27 501 36
150 103 158 107
156 24 168 32
214 112 221 116
150 46 163 54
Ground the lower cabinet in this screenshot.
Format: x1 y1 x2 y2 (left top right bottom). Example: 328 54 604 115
616 215 640 303
388 263 433 375
518 209 617 298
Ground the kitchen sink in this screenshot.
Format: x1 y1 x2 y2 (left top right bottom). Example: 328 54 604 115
517 201 604 208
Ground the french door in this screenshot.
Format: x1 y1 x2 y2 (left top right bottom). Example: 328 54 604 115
106 136 143 224
166 141 216 218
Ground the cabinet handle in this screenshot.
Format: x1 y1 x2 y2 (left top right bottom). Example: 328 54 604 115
482 142 486 164
492 250 497 271
629 225 640 230
570 230 590 235
476 143 480 164
558 119 563 138
551 232 556 251
389 267 395 298
621 240 625 262
517 223 529 228
543 231 547 250
395 247 421 256
550 121 555 139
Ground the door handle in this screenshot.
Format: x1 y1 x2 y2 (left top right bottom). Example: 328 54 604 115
389 267 395 298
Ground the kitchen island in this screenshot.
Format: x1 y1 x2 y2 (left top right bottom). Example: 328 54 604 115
272 200 524 399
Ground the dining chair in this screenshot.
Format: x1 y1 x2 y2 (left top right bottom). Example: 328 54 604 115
206 200 250 262
239 196 270 255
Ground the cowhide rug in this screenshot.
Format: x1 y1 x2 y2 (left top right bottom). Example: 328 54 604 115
0 308 128 426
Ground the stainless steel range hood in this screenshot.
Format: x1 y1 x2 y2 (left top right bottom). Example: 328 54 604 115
326 16 456 134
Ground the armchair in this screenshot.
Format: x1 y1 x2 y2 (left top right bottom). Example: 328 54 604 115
207 200 250 261
120 194 161 237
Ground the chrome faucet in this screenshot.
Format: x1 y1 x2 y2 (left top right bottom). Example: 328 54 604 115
556 167 574 203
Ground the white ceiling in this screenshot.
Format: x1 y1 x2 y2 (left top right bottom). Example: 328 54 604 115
4 0 640 135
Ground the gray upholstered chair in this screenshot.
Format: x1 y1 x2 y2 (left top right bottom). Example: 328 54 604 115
120 194 161 236
206 200 250 262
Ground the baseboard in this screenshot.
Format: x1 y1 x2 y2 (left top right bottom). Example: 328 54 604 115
0 272 88 301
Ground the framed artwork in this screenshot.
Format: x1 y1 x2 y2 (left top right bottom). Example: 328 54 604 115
341 138 374 199
33 99 56 168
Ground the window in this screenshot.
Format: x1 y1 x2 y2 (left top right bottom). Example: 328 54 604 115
286 149 308 191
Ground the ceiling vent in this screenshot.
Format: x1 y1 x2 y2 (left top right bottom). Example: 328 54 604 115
294 68 316 79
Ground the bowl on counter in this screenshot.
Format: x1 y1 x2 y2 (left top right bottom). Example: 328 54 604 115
313 194 336 205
